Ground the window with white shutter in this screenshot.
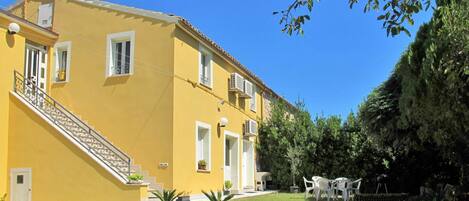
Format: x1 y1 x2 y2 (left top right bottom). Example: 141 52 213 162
199 45 212 88
37 3 53 28
250 85 257 111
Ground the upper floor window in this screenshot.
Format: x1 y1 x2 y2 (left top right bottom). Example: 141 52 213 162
199 45 212 88
250 85 257 112
38 3 53 28
54 41 72 83
106 31 135 77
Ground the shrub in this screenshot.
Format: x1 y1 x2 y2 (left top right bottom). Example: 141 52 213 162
202 190 234 201
224 180 233 190
127 173 144 181
152 189 182 201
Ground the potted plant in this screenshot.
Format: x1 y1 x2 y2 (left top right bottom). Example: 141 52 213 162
198 160 207 170
224 180 233 195
286 141 303 193
57 69 66 82
176 191 191 201
127 173 144 184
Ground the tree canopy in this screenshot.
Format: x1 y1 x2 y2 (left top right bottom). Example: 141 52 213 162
275 0 433 36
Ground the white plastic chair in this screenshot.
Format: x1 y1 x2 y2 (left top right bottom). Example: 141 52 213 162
303 177 315 199
312 176 334 201
347 179 362 198
332 177 351 201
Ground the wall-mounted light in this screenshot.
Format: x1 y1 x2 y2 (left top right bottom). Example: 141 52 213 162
219 117 229 127
8 23 20 35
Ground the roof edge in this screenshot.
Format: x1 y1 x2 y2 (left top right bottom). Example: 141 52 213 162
0 9 58 38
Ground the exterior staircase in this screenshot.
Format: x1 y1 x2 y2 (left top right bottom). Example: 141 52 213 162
12 71 161 192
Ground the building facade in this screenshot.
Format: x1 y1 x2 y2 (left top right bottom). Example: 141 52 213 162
1 0 285 200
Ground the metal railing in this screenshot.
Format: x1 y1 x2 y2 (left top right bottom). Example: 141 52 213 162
13 70 132 182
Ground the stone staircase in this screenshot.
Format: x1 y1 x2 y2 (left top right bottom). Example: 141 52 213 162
12 71 161 192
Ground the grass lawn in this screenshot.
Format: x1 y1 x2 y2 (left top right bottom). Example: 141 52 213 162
236 193 320 201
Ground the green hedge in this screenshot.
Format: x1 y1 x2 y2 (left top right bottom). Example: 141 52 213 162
354 194 409 201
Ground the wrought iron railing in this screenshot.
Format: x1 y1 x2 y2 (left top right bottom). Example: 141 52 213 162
13 70 132 182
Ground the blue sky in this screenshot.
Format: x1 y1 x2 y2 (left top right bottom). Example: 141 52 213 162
0 0 433 118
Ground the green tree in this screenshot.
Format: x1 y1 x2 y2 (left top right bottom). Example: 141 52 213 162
275 0 433 36
360 0 469 192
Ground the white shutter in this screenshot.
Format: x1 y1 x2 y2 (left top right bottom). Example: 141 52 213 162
38 3 53 28
242 80 253 98
250 86 256 111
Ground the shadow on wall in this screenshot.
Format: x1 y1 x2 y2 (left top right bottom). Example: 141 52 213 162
5 32 15 48
9 94 136 192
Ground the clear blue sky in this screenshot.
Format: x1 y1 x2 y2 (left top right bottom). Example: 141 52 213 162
0 0 433 118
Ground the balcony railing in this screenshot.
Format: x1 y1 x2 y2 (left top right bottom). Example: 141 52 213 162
12 70 132 182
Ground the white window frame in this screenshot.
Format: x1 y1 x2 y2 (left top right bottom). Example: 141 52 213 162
106 31 135 77
195 121 212 171
53 41 72 83
38 3 53 28
250 85 257 112
198 44 213 88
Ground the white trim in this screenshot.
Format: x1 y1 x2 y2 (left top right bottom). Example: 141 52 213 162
72 0 179 23
10 92 135 185
195 121 212 172
106 31 135 77
198 44 213 88
242 140 255 189
10 168 32 201
223 130 240 192
53 41 72 83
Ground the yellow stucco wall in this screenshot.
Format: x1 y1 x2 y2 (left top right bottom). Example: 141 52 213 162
172 27 261 195
17 0 177 188
0 25 25 198
7 96 145 201
0 14 56 196
10 0 268 196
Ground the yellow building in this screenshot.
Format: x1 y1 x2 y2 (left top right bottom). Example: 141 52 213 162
2 0 288 200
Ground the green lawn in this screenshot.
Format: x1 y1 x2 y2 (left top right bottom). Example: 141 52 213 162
236 193 319 201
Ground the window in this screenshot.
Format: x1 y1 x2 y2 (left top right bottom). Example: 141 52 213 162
250 85 257 111
106 31 135 77
54 41 71 82
199 45 212 88
196 121 211 171
38 3 53 28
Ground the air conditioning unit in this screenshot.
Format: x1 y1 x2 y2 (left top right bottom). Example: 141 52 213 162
240 80 253 99
229 73 244 93
244 119 258 137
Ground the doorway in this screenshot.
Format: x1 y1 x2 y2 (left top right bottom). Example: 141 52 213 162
10 168 32 201
242 140 254 189
25 44 48 91
224 131 239 192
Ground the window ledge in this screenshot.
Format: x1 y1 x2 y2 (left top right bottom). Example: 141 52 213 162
107 73 132 78
197 169 211 173
199 82 212 89
53 81 68 84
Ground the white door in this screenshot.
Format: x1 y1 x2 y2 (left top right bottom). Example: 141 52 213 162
10 169 32 201
224 139 231 182
242 141 254 188
25 44 47 91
